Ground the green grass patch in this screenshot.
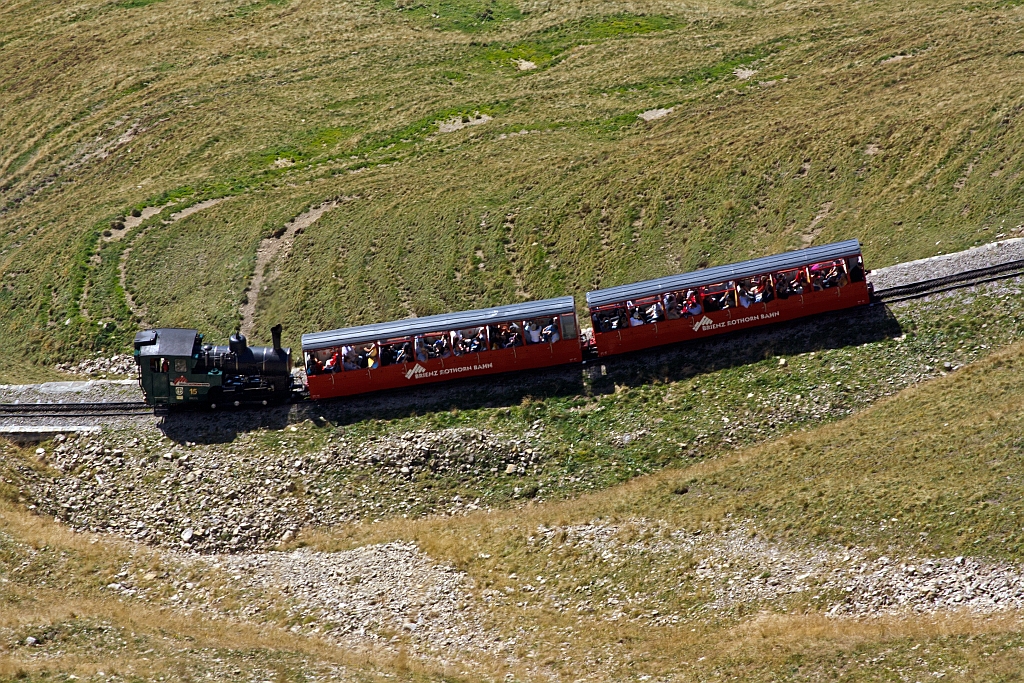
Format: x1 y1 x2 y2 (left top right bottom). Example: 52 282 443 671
601 40 784 95
379 0 524 33
481 14 682 71
116 0 166 8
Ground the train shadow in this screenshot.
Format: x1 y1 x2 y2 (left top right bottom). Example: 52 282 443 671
590 302 903 391
157 303 901 444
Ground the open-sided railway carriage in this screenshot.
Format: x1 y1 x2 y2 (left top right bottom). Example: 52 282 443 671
302 297 581 400
585 240 869 357
133 240 870 406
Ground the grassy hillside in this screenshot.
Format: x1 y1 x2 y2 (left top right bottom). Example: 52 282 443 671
1 0 1023 367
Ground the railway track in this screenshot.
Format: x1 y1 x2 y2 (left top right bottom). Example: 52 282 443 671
872 257 1024 303
0 402 155 419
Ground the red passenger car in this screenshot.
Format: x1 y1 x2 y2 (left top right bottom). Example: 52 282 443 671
301 297 581 400
585 240 870 357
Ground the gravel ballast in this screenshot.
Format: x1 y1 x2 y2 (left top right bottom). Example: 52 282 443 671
868 238 1024 291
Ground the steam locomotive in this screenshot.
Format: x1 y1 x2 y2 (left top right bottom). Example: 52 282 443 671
134 324 294 408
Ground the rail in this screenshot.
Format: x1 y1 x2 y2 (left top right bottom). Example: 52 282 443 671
872 258 1024 303
0 402 155 418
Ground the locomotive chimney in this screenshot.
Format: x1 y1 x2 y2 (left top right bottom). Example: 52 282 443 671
229 331 247 354
271 324 283 351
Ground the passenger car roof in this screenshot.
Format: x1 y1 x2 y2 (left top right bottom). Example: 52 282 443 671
302 297 576 350
585 240 862 308
133 328 199 357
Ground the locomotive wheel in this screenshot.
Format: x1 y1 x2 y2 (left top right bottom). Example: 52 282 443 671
233 400 240 407
261 400 268 406
210 403 217 410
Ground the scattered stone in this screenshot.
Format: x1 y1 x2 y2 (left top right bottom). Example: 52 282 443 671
638 107 673 122
55 354 135 378
24 636 37 646
201 543 502 655
181 528 194 543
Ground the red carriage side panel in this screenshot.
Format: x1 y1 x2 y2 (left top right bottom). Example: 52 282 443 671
306 337 581 400
587 241 870 358
303 297 581 400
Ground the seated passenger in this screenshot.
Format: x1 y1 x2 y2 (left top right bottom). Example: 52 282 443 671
774 275 792 299
663 292 681 320
323 352 339 372
644 303 663 323
683 290 702 316
366 345 380 369
432 335 452 358
737 284 753 308
508 322 523 346
750 276 772 303
451 330 468 356
306 354 324 375
469 327 487 352
628 304 645 327
793 272 808 295
526 321 542 344
809 267 825 291
540 321 559 343
394 342 412 364
821 265 847 289
847 258 865 282
415 337 429 361
489 325 507 348
701 290 723 312
342 345 361 371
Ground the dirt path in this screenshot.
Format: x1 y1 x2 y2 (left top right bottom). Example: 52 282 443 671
239 200 343 338
117 197 230 327
801 201 833 246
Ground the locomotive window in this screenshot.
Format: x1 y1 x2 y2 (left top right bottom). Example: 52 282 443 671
174 358 188 373
150 357 169 373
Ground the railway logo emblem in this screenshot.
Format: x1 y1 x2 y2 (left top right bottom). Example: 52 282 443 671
405 364 428 380
692 315 715 332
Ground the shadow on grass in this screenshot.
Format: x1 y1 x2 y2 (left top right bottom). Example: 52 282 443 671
591 302 903 392
158 303 901 444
